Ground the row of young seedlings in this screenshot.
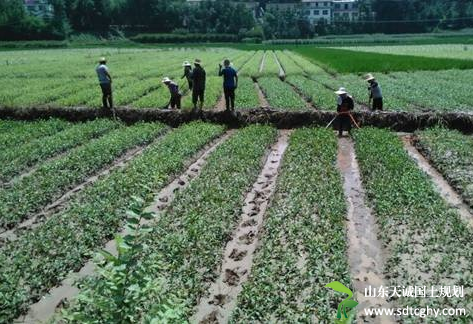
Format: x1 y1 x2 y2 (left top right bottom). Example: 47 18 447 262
354 128 473 323
0 119 119 184
0 121 168 231
0 122 225 323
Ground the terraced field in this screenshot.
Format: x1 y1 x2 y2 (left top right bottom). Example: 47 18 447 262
0 118 472 323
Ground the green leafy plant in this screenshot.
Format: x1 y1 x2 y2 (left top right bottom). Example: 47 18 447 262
325 281 358 320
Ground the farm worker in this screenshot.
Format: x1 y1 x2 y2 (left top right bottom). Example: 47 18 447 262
191 58 206 112
181 61 193 90
335 87 354 137
162 77 181 110
96 57 113 111
219 59 238 112
365 73 383 111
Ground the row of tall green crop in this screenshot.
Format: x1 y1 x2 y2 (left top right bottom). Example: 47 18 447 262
354 128 473 323
232 128 350 322
0 122 168 230
60 125 277 322
0 122 225 323
0 119 119 183
414 127 473 208
0 118 69 150
258 76 307 110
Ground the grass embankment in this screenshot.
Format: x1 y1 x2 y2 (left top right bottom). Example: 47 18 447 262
232 128 350 322
354 128 473 324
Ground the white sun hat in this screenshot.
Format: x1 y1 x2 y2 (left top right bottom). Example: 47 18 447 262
335 87 348 95
162 77 171 83
365 73 375 81
183 61 191 67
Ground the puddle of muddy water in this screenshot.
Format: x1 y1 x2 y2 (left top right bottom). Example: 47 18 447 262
191 130 291 324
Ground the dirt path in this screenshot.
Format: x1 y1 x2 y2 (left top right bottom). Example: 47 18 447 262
0 142 158 246
272 51 286 80
214 94 227 112
337 137 395 324
258 51 266 74
191 130 291 324
402 136 473 228
254 81 269 109
16 131 233 324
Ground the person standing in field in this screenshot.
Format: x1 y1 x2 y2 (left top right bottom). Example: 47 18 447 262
335 87 354 137
219 59 238 112
162 77 181 110
95 57 113 111
181 61 193 90
365 73 383 111
191 59 206 112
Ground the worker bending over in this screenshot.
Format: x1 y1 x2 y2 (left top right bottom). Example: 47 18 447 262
219 59 238 112
365 73 383 111
162 77 181 110
95 57 113 112
335 87 354 137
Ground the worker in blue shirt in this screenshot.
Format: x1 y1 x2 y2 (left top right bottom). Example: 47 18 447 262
218 59 238 112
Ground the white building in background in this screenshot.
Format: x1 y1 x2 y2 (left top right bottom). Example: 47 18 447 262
333 0 359 21
267 0 359 25
24 0 54 20
301 0 334 24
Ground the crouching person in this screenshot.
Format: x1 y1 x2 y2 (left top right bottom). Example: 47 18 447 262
162 77 181 110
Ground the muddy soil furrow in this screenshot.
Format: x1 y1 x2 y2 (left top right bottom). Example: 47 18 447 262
214 94 227 112
272 51 286 80
192 130 291 324
258 51 266 74
17 131 233 324
402 136 473 228
0 140 162 245
337 137 395 324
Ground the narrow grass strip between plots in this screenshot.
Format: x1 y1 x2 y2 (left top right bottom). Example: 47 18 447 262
0 122 225 323
0 119 119 184
354 128 473 323
23 130 235 324
232 128 350 323
59 125 277 323
0 122 168 231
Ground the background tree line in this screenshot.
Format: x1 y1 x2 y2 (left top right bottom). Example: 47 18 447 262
1 0 473 41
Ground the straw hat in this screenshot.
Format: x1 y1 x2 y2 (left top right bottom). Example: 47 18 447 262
99 57 107 64
183 61 191 67
365 73 375 81
162 77 171 83
335 87 348 95
194 59 202 65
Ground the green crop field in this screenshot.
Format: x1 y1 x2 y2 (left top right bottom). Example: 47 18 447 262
1 47 473 112
1 42 473 323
